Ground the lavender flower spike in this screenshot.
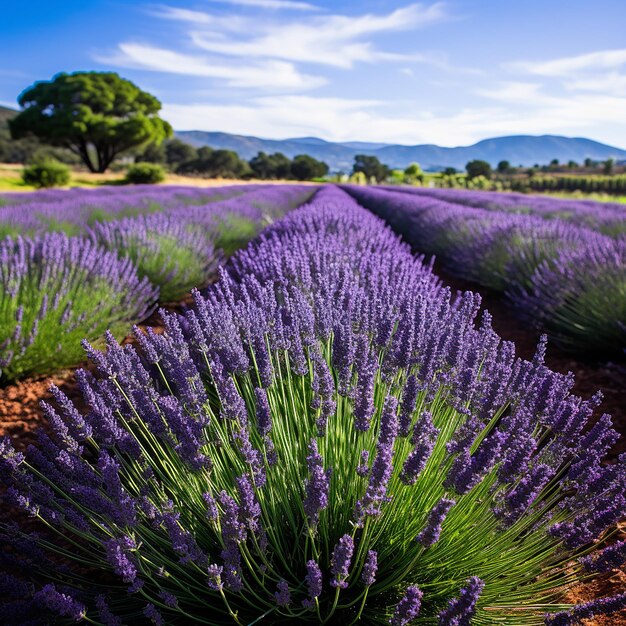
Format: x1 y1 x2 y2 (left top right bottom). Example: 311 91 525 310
415 498 455 547
274 579 291 607
330 534 354 589
438 577 484 626
303 560 323 608
303 439 331 526
361 550 378 586
390 585 423 625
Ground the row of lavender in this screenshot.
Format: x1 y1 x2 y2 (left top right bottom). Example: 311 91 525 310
392 186 626 238
347 185 626 356
1 186 624 624
0 185 313 381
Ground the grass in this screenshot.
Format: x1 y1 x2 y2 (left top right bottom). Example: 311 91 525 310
0 163 316 193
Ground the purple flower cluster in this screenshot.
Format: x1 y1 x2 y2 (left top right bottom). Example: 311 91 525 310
390 585 422 625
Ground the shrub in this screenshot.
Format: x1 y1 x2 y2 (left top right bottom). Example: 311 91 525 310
125 162 166 184
1 187 624 624
21 159 70 189
91 213 219 302
0 233 157 381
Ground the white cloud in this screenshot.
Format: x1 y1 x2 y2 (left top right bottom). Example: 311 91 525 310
509 49 626 76
187 3 449 69
96 42 326 89
507 49 626 98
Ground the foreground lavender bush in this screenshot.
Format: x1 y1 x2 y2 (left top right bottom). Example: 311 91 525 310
91 213 219 302
1 187 624 624
0 233 156 381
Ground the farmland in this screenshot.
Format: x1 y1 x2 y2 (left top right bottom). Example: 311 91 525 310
0 183 625 624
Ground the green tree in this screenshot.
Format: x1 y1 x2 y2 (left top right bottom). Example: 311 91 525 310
290 154 329 180
352 154 390 183
603 158 615 175
403 162 423 183
465 159 492 180
249 152 292 179
9 71 172 173
165 139 197 170
177 147 250 178
497 160 511 174
136 141 166 164
442 166 457 176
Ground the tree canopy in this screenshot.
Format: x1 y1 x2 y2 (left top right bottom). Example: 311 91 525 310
352 154 390 183
290 154 329 180
9 72 172 173
465 159 492 180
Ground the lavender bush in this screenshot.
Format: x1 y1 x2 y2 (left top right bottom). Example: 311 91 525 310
90 213 220 302
1 187 624 624
0 233 157 381
509 237 626 353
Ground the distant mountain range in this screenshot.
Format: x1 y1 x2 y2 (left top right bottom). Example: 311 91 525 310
177 130 626 172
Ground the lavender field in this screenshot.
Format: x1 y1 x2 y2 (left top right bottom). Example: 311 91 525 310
0 184 625 625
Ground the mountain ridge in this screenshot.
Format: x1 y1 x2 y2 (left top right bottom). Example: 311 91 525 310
177 130 626 172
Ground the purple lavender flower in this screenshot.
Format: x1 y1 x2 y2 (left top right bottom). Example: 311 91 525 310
254 387 272 435
104 536 137 583
303 560 323 607
330 534 354 589
354 396 398 524
207 564 224 591
274 579 291 607
236 474 261 533
545 593 626 626
357 449 370 477
415 498 455 547
303 439 331 526
144 603 163 625
438 577 484 626
361 550 378 586
390 585 423 625
33 584 85 621
580 539 626 573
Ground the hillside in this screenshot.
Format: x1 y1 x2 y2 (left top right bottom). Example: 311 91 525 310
177 131 626 172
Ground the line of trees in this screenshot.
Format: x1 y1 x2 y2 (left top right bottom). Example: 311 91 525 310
137 140 329 181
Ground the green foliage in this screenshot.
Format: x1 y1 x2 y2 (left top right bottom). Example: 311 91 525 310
178 147 251 178
165 138 198 169
465 160 492 180
9 71 172 173
352 154 390 183
125 162 166 185
290 154 329 180
496 160 511 174
136 141 166 164
249 151 292 179
21 159 70 188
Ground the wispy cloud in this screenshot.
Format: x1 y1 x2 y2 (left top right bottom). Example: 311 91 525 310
508 49 626 76
206 0 320 11
96 43 326 89
507 49 626 97
183 3 449 68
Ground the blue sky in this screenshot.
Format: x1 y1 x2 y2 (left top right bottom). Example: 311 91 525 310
2 0 626 147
